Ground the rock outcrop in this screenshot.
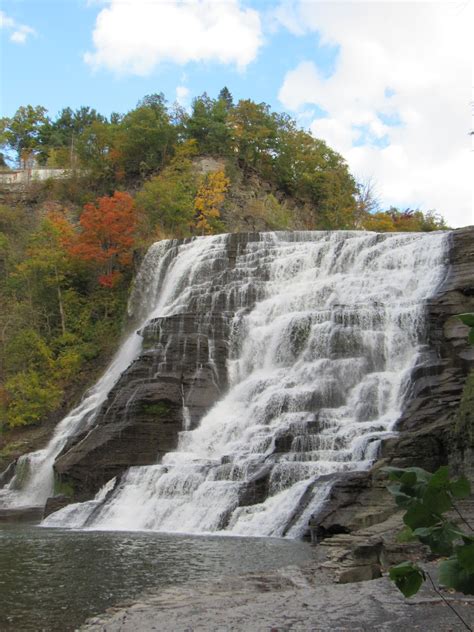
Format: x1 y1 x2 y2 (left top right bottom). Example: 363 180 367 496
53 314 232 500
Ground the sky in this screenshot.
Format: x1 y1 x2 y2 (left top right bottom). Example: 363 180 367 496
0 0 472 228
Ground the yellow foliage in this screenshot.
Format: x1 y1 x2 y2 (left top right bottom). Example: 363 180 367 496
194 170 230 234
363 212 396 232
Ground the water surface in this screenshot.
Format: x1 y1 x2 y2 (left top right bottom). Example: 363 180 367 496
0 524 310 631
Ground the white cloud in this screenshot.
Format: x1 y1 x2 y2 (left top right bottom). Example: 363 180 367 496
176 85 190 107
85 0 262 75
0 10 35 44
10 25 35 44
277 2 473 228
0 11 15 29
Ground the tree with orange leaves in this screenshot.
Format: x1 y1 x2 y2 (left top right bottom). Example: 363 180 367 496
69 191 137 287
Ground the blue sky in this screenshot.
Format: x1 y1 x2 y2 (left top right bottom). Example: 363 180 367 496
1 0 472 227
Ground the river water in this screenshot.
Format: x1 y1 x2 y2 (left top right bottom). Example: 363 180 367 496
0 524 309 631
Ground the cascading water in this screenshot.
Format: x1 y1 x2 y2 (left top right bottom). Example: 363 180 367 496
41 230 448 538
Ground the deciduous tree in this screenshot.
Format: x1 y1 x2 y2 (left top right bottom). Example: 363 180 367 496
69 191 137 287
194 170 229 234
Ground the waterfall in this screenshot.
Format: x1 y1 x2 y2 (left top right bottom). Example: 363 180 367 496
41 230 448 537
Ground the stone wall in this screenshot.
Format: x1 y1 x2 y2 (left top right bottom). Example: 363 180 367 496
0 168 71 187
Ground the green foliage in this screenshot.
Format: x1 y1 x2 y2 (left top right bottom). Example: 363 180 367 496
0 199 131 430
185 93 232 156
53 476 75 497
136 144 198 238
459 314 474 345
384 465 474 597
0 105 49 165
389 561 426 597
141 401 171 417
247 194 293 231
4 370 62 427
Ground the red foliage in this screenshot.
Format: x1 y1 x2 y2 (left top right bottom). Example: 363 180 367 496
68 191 137 286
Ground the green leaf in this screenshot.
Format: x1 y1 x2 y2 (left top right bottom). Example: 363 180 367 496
413 522 459 557
382 466 431 485
387 484 417 508
423 488 452 514
469 329 474 345
413 527 433 538
458 313 474 328
404 502 439 530
383 467 410 481
427 466 449 490
400 471 418 486
439 557 474 595
457 543 474 573
449 476 471 499
389 562 425 598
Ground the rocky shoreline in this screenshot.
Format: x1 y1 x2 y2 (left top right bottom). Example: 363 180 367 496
80 558 474 632
80 503 474 632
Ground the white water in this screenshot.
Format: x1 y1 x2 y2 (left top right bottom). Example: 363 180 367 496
41 231 448 537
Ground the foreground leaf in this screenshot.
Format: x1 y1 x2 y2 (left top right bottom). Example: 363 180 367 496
389 561 426 598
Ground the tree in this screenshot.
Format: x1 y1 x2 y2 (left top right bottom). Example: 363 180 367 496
68 191 137 287
116 93 176 179
185 93 232 156
0 105 49 167
361 207 449 232
38 106 107 166
218 87 234 111
14 213 75 337
136 141 198 238
194 170 229 234
229 100 277 172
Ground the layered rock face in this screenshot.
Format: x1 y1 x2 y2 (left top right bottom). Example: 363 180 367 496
312 226 474 537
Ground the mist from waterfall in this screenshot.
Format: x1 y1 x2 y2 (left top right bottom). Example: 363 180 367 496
41 230 448 537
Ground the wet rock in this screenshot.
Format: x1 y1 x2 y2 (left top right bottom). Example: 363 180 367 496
0 506 43 523
43 494 71 518
239 466 272 506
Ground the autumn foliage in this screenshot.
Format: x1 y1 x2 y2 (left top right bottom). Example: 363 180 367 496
194 170 229 234
68 191 137 287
